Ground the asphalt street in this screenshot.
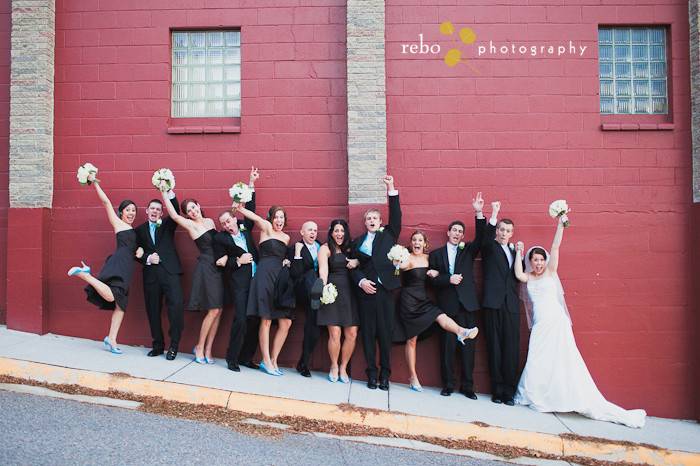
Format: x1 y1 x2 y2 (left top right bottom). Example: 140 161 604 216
0 389 514 466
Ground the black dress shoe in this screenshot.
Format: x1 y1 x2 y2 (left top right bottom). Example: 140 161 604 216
503 397 515 406
367 377 378 390
491 395 503 404
147 349 164 357
460 389 477 400
227 361 240 372
296 361 311 378
440 388 453 397
165 349 177 361
378 377 389 391
240 361 259 370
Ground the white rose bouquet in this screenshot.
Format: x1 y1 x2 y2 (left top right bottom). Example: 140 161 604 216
229 182 253 203
152 168 175 192
548 199 570 227
76 162 98 185
387 244 410 276
320 283 338 305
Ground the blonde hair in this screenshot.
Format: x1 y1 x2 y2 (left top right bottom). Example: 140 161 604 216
409 230 430 252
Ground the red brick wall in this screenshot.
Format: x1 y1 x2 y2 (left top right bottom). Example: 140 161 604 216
0 0 10 323
51 0 347 361
385 1 693 418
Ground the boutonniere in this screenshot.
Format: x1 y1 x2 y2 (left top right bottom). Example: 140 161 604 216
155 219 162 228
378 226 385 233
239 224 246 232
509 243 515 250
458 242 465 250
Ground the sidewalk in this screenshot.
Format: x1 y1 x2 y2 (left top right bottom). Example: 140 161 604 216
0 326 698 465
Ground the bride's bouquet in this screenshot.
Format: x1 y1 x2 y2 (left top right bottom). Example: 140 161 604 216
320 283 338 305
387 244 410 276
229 182 253 203
548 200 570 227
152 168 175 191
77 162 98 185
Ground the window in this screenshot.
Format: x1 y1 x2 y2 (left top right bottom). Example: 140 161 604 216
598 26 667 115
171 30 241 118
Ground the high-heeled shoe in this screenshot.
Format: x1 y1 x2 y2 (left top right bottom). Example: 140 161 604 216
409 381 424 392
274 367 284 376
338 374 350 384
205 356 215 365
103 337 122 354
68 261 91 276
192 347 206 364
259 362 280 376
328 371 339 383
457 327 479 345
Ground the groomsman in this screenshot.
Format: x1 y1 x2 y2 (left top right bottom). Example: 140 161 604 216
135 190 184 360
428 193 486 399
291 221 324 378
214 168 260 372
480 201 520 406
351 175 401 391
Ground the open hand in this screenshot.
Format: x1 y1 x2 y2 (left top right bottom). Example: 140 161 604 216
360 279 377 295
249 166 259 185
472 192 484 212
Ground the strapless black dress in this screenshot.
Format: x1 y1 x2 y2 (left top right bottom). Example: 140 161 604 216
393 267 443 341
187 229 223 311
85 229 137 311
247 238 291 319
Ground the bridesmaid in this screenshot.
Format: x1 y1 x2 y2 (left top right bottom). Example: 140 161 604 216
317 219 360 383
67 173 143 354
159 183 223 364
394 230 479 392
232 201 291 376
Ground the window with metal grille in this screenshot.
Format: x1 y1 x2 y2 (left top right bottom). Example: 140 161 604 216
598 26 668 115
171 30 241 118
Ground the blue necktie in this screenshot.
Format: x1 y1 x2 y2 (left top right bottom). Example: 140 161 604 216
150 223 156 244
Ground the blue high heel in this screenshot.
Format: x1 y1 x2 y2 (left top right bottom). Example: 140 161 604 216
328 371 339 383
409 381 424 392
192 347 206 364
103 337 122 355
457 327 479 346
259 362 279 376
68 261 91 276
205 356 215 365
338 374 350 384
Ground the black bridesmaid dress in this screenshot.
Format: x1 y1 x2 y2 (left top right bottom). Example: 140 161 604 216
186 229 223 311
393 267 443 342
85 229 137 311
317 250 359 327
247 238 290 319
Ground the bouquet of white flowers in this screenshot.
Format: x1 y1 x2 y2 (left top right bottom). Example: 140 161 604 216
548 199 570 227
229 182 253 203
76 163 98 185
320 283 338 305
387 244 410 276
152 168 175 191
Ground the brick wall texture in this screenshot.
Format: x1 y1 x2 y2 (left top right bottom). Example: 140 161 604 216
692 0 700 202
1 0 696 418
0 0 10 321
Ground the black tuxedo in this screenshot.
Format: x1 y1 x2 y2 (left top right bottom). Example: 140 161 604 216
213 194 259 366
134 195 184 352
351 193 401 380
290 241 322 368
429 216 485 392
480 220 521 399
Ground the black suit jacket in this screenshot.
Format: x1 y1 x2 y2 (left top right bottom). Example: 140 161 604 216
429 217 486 314
351 194 402 291
135 195 183 279
290 241 321 303
480 221 520 313
213 194 258 289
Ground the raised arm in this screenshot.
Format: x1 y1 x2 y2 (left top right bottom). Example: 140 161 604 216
233 202 273 235
547 214 567 274
243 167 259 231
160 187 195 232
384 175 401 239
514 241 528 282
92 179 128 232
318 244 331 285
471 192 485 253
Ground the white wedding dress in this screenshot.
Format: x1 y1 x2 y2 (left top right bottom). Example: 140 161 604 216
514 274 646 428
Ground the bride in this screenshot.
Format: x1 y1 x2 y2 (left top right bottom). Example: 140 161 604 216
513 212 646 428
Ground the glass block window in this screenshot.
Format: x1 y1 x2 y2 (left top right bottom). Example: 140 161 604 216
598 26 668 114
171 30 241 118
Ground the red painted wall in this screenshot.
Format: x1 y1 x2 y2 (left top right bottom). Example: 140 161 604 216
385 1 693 419
0 0 10 323
51 0 347 363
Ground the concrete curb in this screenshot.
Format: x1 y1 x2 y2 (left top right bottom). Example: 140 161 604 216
1 357 698 466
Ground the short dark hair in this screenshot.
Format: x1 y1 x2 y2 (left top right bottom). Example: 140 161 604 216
117 200 137 218
528 247 547 261
147 198 162 208
499 218 514 227
267 205 286 228
327 219 351 254
448 220 465 232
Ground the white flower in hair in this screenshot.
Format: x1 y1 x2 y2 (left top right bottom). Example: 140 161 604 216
152 168 175 191
320 283 338 305
229 182 253 203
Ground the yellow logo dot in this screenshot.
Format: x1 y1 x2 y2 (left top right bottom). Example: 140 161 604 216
444 48 461 67
439 21 455 36
459 27 476 45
